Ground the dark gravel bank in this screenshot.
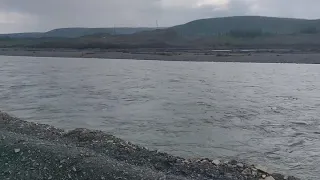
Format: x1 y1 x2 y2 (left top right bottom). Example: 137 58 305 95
0 112 300 180
2 48 320 64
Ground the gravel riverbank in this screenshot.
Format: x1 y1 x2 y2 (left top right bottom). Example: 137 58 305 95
0 112 300 180
1 48 320 64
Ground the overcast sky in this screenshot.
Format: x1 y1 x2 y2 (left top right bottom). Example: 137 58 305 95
0 0 319 33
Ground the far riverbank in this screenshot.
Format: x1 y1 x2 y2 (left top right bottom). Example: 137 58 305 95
1 48 320 64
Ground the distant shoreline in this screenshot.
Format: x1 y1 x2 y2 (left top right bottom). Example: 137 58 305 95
1 48 320 64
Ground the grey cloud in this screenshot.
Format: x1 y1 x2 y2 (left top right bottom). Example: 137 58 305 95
156 0 252 26
1 0 161 30
250 0 320 19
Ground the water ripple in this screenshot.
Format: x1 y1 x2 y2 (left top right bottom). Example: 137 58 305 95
0 56 319 179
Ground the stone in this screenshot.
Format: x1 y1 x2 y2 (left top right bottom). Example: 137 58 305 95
252 169 258 176
14 148 20 153
212 159 221 166
201 159 209 164
237 163 244 168
271 173 285 179
255 164 271 174
262 174 267 178
182 160 189 164
241 168 251 175
230 160 237 165
265 176 276 180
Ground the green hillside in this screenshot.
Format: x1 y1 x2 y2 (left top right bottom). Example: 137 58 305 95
0 27 157 38
43 27 157 38
2 16 320 49
171 16 320 37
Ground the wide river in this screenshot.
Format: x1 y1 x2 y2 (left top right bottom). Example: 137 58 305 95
0 56 319 179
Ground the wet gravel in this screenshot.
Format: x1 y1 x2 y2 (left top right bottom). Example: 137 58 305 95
0 112 300 180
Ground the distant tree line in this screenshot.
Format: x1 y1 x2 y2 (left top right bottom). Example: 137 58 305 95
28 41 172 49
0 36 11 40
224 26 320 38
299 27 318 34
226 29 265 38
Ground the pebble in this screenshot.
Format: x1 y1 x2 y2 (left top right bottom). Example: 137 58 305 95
212 159 221 166
252 169 258 176
106 140 114 143
237 163 244 168
182 160 189 164
262 174 267 178
14 148 20 153
201 159 209 164
255 164 270 173
265 176 276 180
230 160 237 165
241 168 251 175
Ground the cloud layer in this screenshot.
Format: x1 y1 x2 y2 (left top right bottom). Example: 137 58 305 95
0 0 319 33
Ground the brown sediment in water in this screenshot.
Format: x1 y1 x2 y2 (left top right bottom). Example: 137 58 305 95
0 112 299 180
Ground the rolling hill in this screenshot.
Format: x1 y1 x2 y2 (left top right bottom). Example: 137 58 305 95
0 27 157 38
171 16 320 38
2 16 320 39
2 16 320 49
43 27 157 38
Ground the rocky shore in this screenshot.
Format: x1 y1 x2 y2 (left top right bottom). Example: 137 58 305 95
1 48 320 64
0 112 300 180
